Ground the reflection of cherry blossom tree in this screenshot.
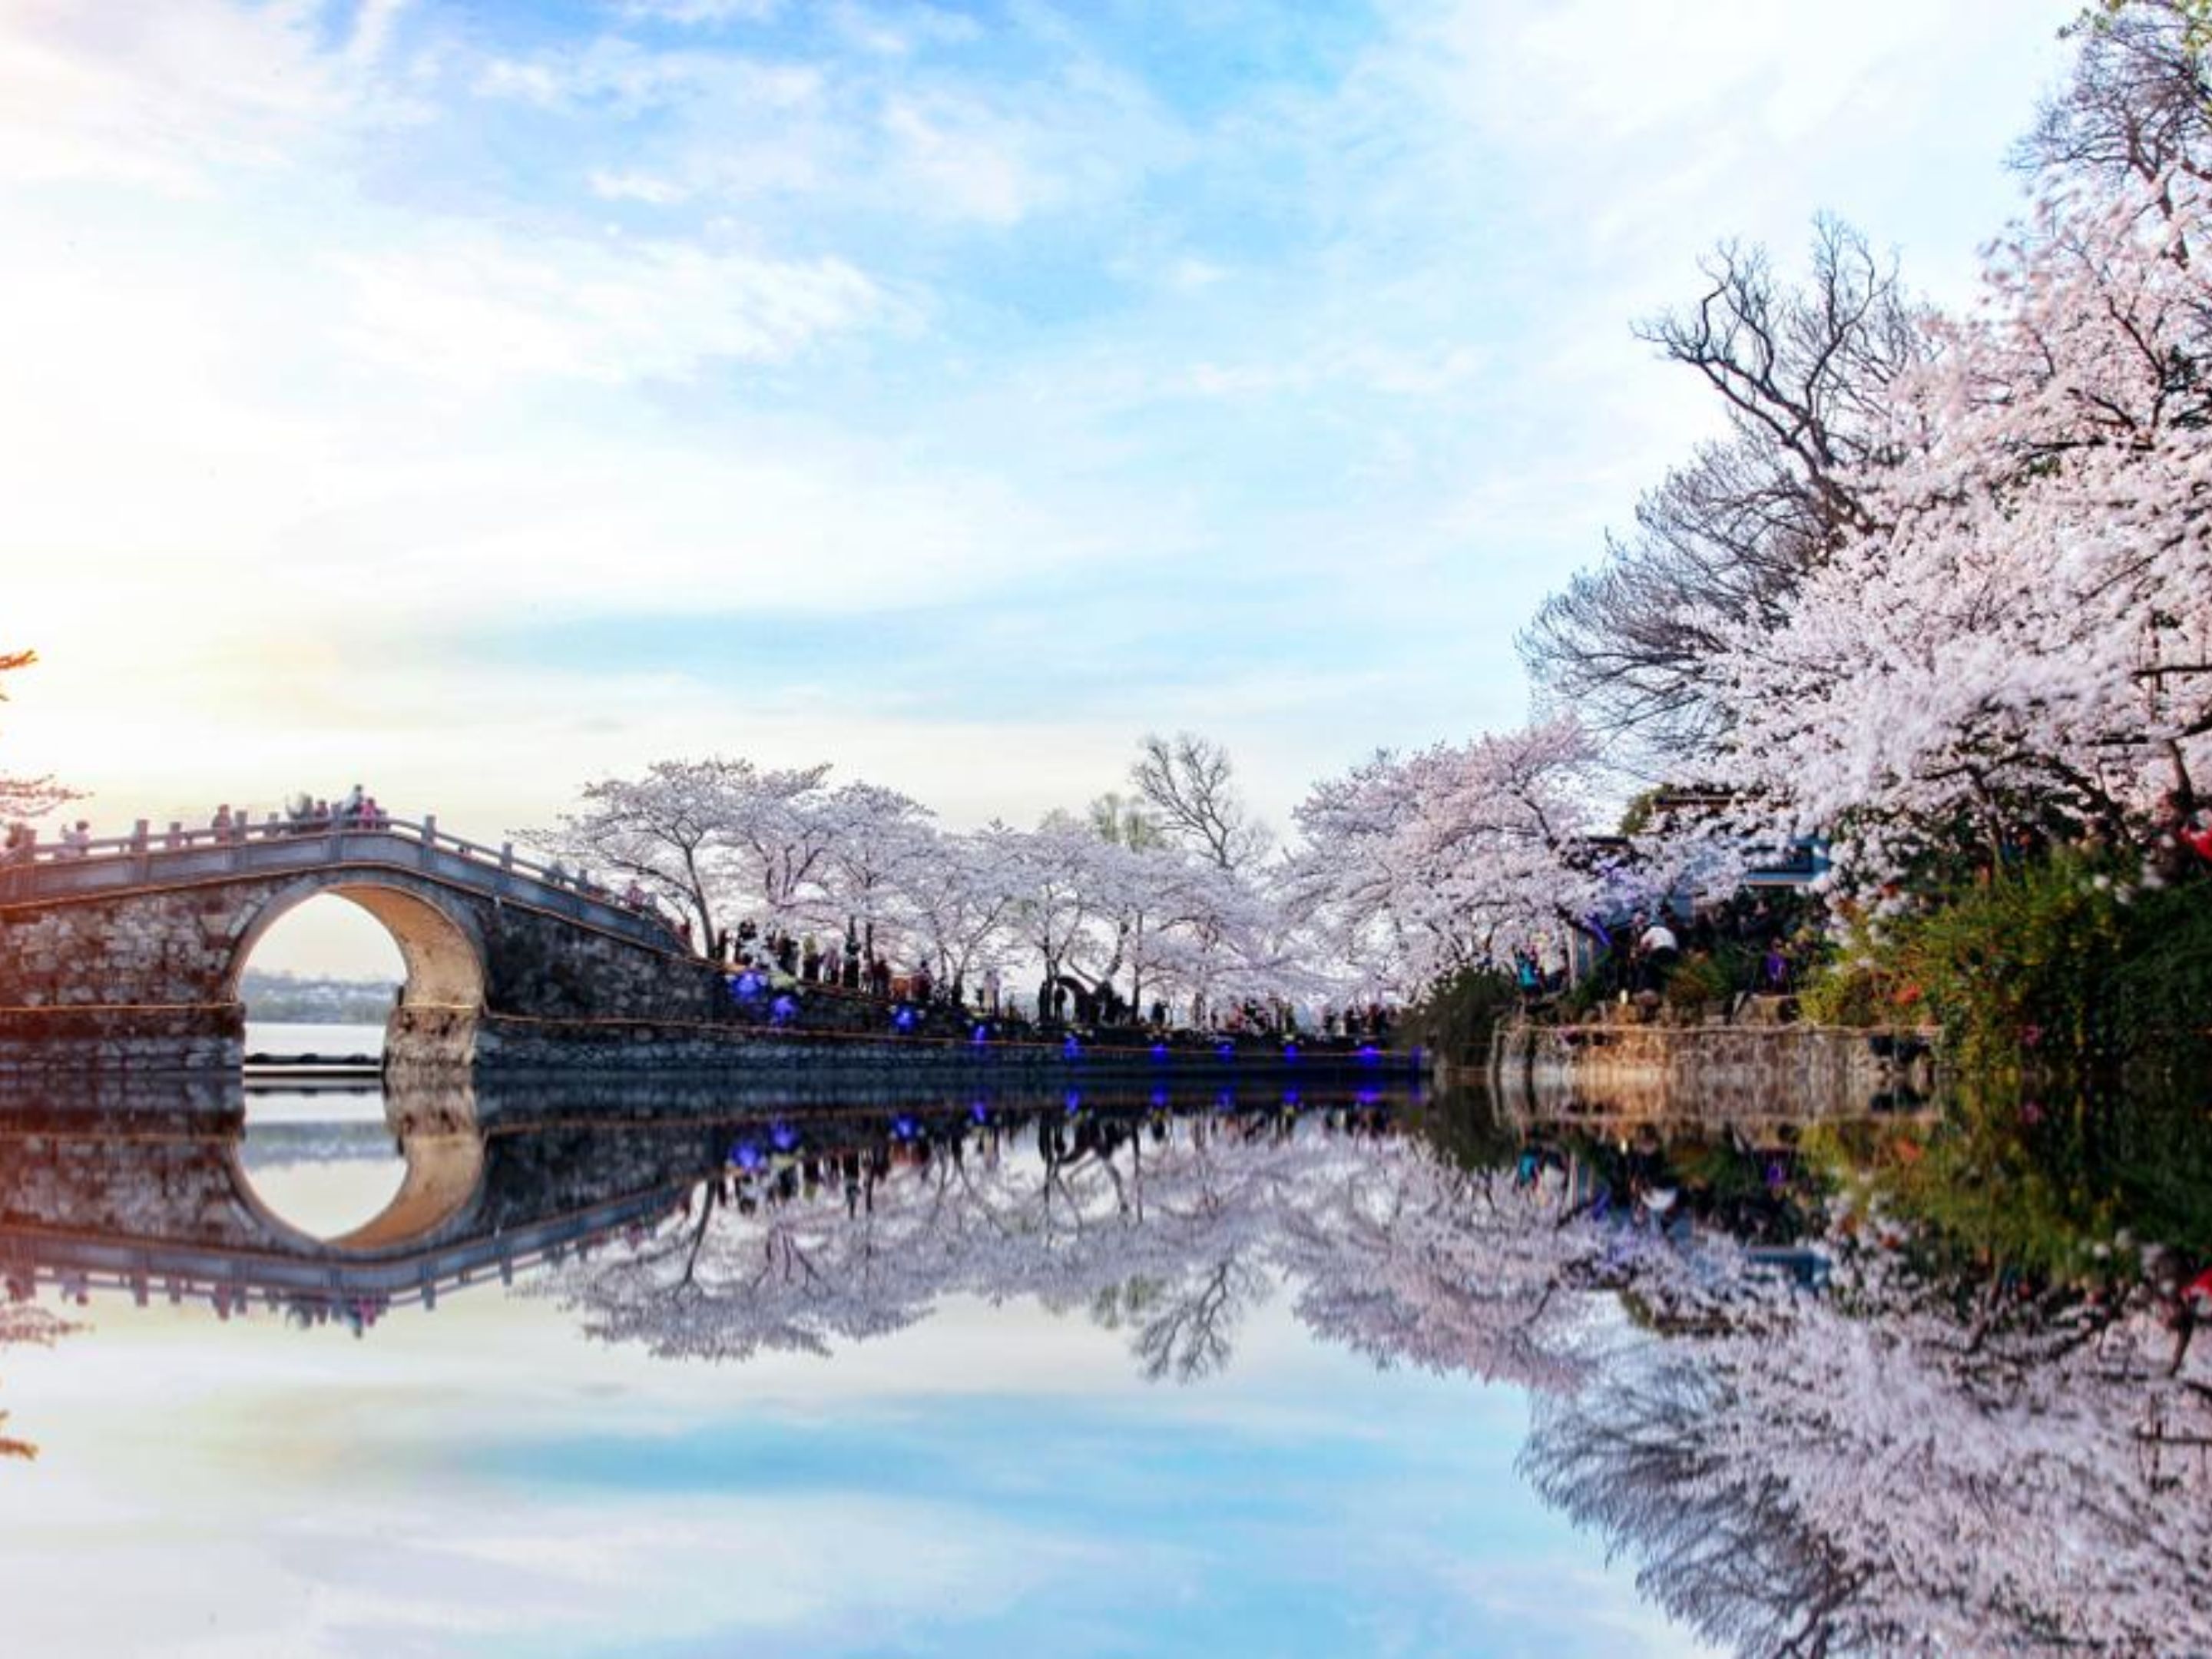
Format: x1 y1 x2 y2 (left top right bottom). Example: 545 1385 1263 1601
551 1113 1356 1377
1527 1240 2212 1657
547 1103 2210 1653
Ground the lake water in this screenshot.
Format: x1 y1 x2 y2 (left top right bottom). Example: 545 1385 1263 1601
243 1019 387 1060
0 1072 2203 1657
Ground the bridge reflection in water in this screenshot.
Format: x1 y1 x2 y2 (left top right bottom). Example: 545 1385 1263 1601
0 1075 1428 1333
2 1070 2205 1655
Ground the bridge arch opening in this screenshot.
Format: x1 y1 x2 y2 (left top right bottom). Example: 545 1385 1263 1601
230 878 487 1051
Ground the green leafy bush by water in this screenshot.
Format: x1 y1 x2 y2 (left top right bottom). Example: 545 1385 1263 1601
1799 848 2211 1073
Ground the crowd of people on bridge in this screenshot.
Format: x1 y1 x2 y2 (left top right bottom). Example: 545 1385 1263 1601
2 787 401 866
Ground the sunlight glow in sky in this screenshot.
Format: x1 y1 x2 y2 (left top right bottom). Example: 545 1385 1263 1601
2 0 2081 972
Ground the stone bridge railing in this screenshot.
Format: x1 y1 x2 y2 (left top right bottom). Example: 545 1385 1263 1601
0 815 681 953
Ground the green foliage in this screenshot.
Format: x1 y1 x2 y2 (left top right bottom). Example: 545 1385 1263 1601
1798 848 2211 1073
1659 946 1741 1015
2104 874 2212 1058
1797 957 1889 1027
1399 969 1518 1061
1616 787 1661 836
1897 848 2136 1070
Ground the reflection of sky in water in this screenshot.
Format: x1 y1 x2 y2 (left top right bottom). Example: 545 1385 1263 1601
0 1273 1714 1657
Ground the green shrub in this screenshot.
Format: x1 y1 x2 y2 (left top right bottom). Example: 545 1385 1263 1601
1400 969 1519 1062
1661 949 1735 1014
1800 848 2210 1074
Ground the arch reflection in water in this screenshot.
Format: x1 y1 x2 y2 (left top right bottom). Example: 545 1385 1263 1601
2 1076 2206 1653
237 1088 416 1243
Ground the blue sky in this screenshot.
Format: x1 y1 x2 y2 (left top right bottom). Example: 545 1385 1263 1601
1 0 2083 972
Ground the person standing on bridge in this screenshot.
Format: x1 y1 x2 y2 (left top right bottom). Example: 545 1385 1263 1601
340 783 365 826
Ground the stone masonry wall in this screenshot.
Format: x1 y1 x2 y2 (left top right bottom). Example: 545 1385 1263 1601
1490 1015 1939 1128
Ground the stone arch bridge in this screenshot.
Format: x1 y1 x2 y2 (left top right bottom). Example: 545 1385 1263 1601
0 816 747 1075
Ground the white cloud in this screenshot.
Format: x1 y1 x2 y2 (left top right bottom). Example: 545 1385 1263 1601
329 232 891 387
615 0 784 25
0 0 414 193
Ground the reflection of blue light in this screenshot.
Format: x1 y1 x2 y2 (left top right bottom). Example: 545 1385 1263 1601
970 1101 988 1124
1283 1041 1298 1061
1356 1088 1381 1107
770 994 798 1026
1062 1035 1082 1061
1151 1041 1167 1061
971 1024 990 1046
1150 1086 1169 1109
770 1122 798 1151
1283 1088 1301 1108
730 972 764 1002
1214 1088 1234 1112
730 1141 763 1170
1359 1044 1380 1065
892 1005 918 1033
1064 1090 1082 1115
1216 1040 1234 1059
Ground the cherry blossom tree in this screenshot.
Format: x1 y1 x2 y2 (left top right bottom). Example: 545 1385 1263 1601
1286 718 1621 992
1130 733 1271 872
1705 165 2212 886
892 823 1023 993
0 645 75 826
811 780 933 952
528 757 757 939
1518 220 1926 763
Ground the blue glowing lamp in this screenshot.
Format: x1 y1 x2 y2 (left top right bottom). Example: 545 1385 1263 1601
1061 1035 1082 1061
730 1141 763 1171
892 1005 919 1033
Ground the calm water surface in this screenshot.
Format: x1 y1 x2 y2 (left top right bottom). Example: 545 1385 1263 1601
1 1068 2204 1657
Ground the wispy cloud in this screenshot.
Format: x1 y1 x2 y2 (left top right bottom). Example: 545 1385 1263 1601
0 0 2084 932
